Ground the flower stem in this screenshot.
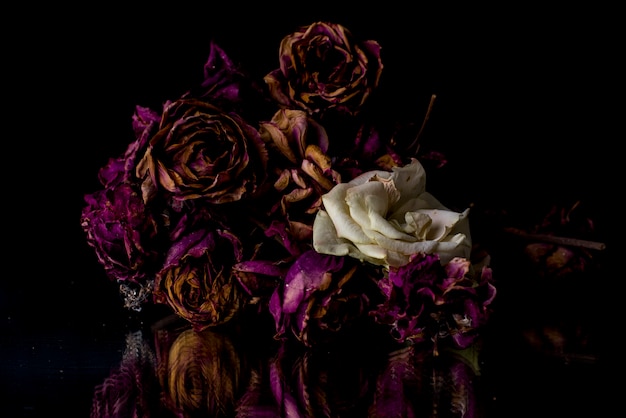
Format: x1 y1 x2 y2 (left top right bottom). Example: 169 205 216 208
503 227 606 251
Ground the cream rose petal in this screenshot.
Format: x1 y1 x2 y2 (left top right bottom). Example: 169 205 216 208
393 211 432 237
345 181 415 241
409 209 461 241
312 210 354 256
389 192 447 218
321 184 371 244
352 243 389 262
388 159 427 206
434 234 472 265
370 230 469 267
370 230 438 258
382 250 411 268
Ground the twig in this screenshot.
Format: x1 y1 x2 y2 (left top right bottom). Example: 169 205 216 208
503 227 606 251
408 94 437 153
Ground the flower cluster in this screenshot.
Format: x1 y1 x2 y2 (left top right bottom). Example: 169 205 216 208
81 21 496 353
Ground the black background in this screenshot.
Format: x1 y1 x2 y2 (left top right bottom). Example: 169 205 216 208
2 3 619 417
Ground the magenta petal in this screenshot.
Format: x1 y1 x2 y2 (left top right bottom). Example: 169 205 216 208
280 251 344 314
444 257 471 280
269 289 284 334
233 260 285 277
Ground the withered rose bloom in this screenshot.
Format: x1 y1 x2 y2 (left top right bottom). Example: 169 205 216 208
136 98 269 205
154 225 246 331
229 109 346 299
81 183 162 283
260 109 329 166
269 249 384 347
370 253 496 352
260 108 341 203
264 21 383 117
313 158 472 268
81 108 164 309
258 108 342 254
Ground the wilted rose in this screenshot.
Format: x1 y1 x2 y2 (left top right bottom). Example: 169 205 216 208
154 225 246 331
313 158 472 268
269 249 384 347
371 253 496 351
81 108 166 310
81 183 162 282
136 98 269 205
264 21 383 116
257 108 343 253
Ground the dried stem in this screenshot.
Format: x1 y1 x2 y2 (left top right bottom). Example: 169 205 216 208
503 227 606 251
408 94 437 154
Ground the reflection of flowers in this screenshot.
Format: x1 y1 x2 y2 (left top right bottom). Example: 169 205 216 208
268 341 379 416
235 339 383 416
81 20 496 350
369 345 481 418
235 333 482 417
160 327 248 417
91 319 484 418
90 331 170 418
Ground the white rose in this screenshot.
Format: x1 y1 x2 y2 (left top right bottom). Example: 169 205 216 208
312 158 471 267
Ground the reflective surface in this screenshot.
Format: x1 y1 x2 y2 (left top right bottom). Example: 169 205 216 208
1 311 607 418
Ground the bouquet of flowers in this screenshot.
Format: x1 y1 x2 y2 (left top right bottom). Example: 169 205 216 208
81 21 496 354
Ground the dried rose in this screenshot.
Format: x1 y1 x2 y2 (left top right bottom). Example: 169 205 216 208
153 226 246 331
81 183 162 284
269 249 384 347
258 109 342 250
313 158 472 268
135 98 269 205
81 105 168 310
265 21 383 116
260 109 329 165
261 110 337 213
370 253 496 351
